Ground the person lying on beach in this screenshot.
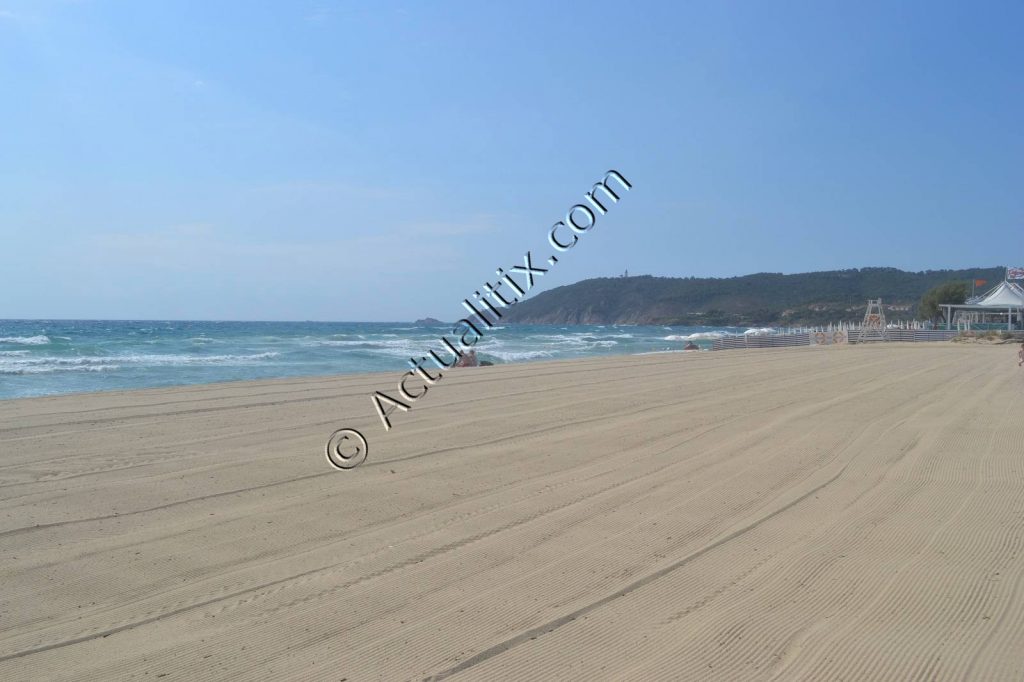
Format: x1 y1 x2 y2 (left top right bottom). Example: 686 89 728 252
1018 343 1023 367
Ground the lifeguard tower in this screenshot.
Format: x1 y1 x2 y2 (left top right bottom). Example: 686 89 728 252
857 299 889 343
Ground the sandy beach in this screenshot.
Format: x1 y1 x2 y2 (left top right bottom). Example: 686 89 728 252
1 343 1022 680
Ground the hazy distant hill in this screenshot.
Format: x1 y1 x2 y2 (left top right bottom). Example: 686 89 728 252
501 267 1004 326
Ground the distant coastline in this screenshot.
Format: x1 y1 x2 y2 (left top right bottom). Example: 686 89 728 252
502 266 1006 326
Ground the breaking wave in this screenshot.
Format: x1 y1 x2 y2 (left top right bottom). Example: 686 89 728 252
0 335 51 345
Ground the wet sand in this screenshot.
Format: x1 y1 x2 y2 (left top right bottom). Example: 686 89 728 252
1 343 1022 680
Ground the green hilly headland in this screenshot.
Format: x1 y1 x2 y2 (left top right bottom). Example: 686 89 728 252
501 267 1003 326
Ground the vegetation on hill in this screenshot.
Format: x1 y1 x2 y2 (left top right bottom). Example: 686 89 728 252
501 267 1004 326
918 281 969 326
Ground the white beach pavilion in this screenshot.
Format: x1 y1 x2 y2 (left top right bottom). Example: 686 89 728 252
941 280 1024 331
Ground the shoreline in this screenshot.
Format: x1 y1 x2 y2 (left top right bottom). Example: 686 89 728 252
0 320 738 402
0 339 962 405
0 344 718 405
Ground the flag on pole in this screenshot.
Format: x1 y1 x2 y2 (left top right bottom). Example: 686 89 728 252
975 279 987 287
1008 267 1024 280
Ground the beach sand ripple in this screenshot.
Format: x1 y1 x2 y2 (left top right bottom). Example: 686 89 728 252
0 344 1022 680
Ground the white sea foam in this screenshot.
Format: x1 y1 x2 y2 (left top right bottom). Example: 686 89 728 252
1 363 121 375
116 352 281 365
744 327 776 336
315 340 364 347
504 333 628 351
0 352 279 374
314 338 428 359
0 356 123 374
0 335 51 345
527 334 591 346
664 332 724 341
481 348 554 361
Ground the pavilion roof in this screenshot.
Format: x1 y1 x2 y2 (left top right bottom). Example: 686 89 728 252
963 281 1024 308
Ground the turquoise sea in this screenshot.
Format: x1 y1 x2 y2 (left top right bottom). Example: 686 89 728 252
0 320 746 400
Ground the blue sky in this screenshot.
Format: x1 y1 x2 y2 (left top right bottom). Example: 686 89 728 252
1 0 1021 321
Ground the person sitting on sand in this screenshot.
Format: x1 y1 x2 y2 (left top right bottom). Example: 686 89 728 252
683 341 699 351
455 349 479 367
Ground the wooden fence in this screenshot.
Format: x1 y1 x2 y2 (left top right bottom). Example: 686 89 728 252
712 333 811 350
711 328 960 351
